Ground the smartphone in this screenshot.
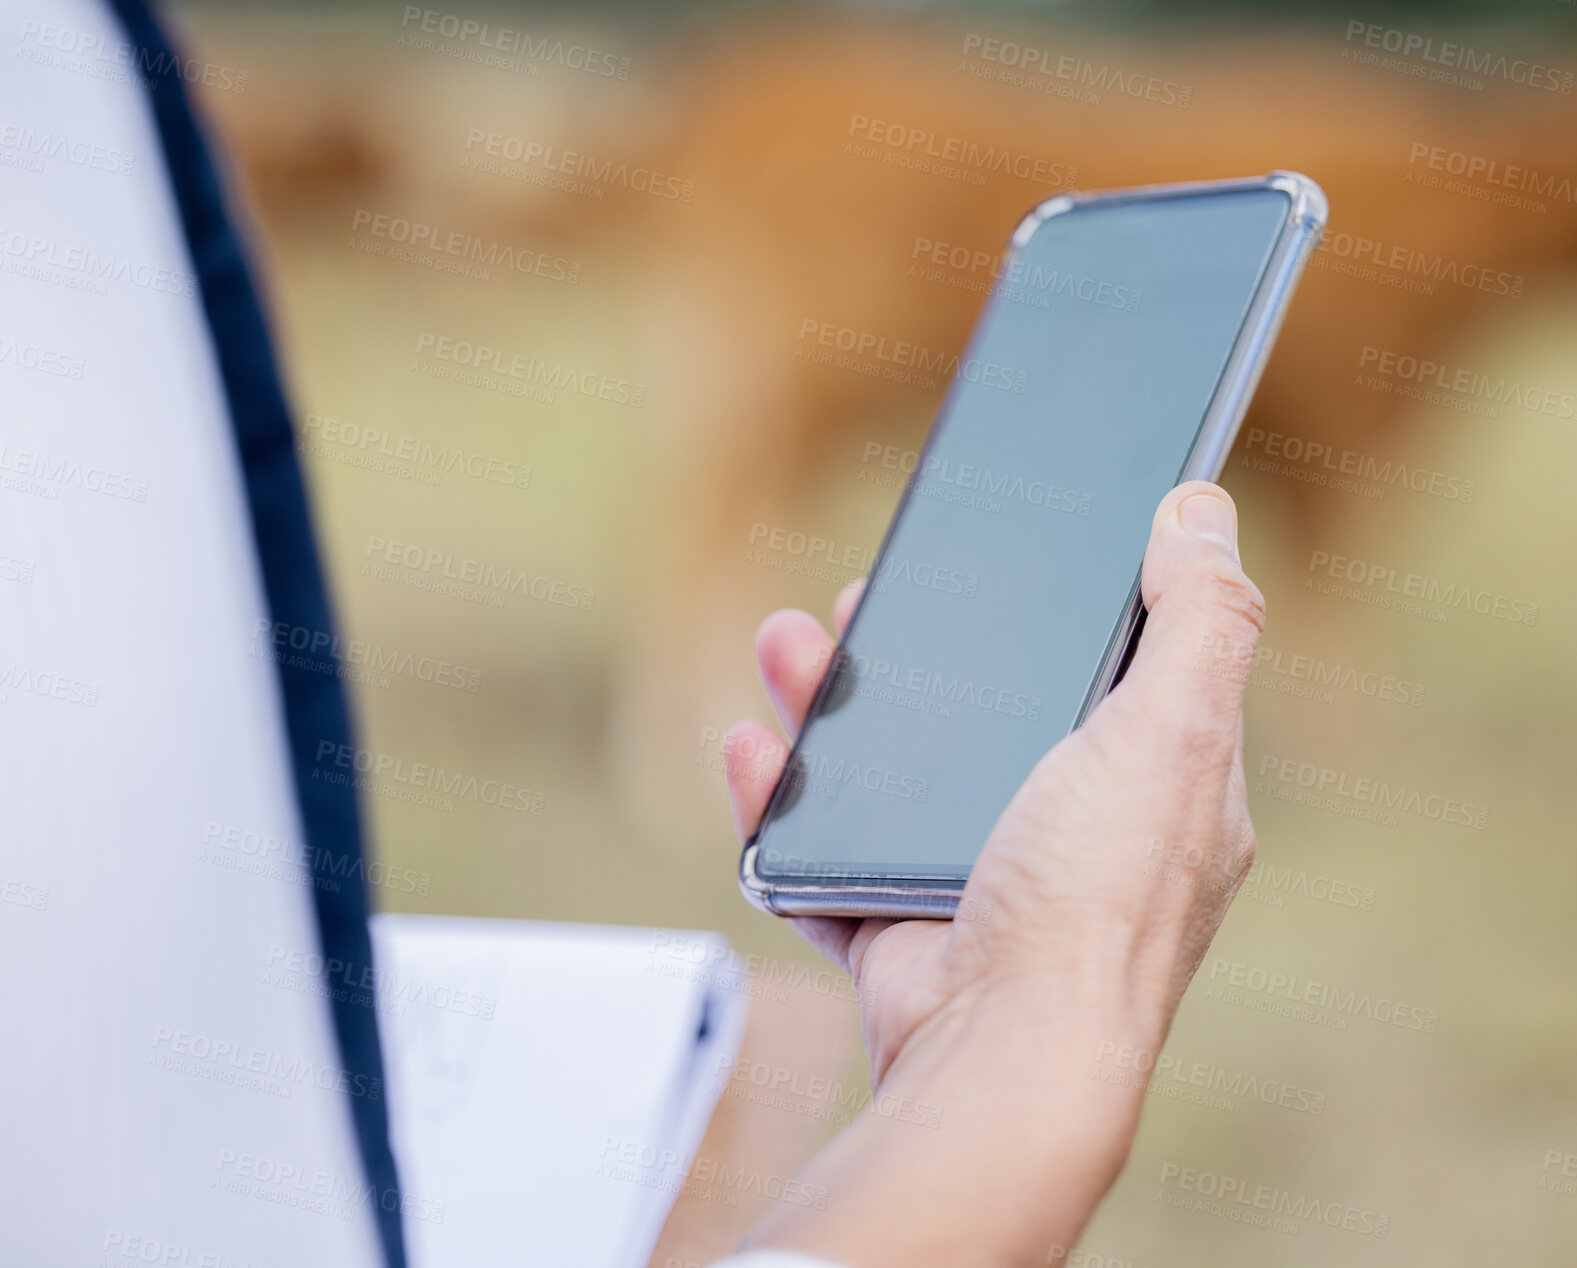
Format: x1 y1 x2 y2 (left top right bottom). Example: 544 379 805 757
738 172 1327 919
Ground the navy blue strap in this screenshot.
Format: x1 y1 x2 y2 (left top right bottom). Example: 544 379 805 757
103 5 406 1265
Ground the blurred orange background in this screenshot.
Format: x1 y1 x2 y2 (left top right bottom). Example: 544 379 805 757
172 3 1577 1262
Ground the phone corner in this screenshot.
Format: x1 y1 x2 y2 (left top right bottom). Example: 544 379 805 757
1011 193 1080 248
737 842 780 915
1267 170 1329 234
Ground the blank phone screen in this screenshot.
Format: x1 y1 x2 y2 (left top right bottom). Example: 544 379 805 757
753 187 1292 881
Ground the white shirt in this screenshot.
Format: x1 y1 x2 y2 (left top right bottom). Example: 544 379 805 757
0 1 381 1262
0 5 852 1265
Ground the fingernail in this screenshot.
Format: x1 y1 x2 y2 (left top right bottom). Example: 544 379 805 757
1179 493 1239 559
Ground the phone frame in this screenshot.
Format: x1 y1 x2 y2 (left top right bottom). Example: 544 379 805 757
739 171 1328 919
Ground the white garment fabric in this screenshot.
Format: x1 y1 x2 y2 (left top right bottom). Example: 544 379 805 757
0 1 381 1263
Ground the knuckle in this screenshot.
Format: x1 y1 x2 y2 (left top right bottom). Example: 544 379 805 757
1199 563 1267 642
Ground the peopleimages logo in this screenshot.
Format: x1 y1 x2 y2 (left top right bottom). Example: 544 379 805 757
364 534 597 612
1311 226 1524 297
648 932 873 1005
1243 861 1377 912
1542 1149 1577 1196
913 458 1091 516
710 1054 944 1129
746 522 872 573
200 821 433 897
817 645 1044 721
398 6 631 79
844 114 1077 188
797 318 1029 393
1406 142 1577 206
1200 632 1426 708
412 332 646 408
1307 550 1538 626
150 1026 381 1101
1242 427 1475 502
1157 1162 1390 1237
1342 21 1575 93
265 945 496 1019
101 1232 250 1267
596 1137 829 1210
909 237 1142 313
462 129 695 203
1206 957 1441 1033
0 225 198 297
302 413 532 490
860 442 1093 516
0 447 149 504
1 875 49 912
0 663 100 707
351 209 581 283
0 124 135 176
213 1150 447 1224
1357 346 1577 419
793 749 930 802
1257 753 1489 829
15 19 249 93
958 34 1193 108
1096 1041 1328 1115
0 336 86 380
254 618 482 693
313 741 545 815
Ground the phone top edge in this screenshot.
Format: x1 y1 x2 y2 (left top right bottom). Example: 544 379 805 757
742 173 1326 921
1014 171 1328 250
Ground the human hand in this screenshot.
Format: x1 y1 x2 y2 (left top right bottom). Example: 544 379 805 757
722 482 1266 1266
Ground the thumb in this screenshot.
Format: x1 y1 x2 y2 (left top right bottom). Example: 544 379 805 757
1111 482 1266 754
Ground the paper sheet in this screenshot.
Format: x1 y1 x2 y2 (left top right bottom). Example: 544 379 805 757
370 915 748 1268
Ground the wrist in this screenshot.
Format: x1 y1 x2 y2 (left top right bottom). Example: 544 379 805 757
747 980 1153 1267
